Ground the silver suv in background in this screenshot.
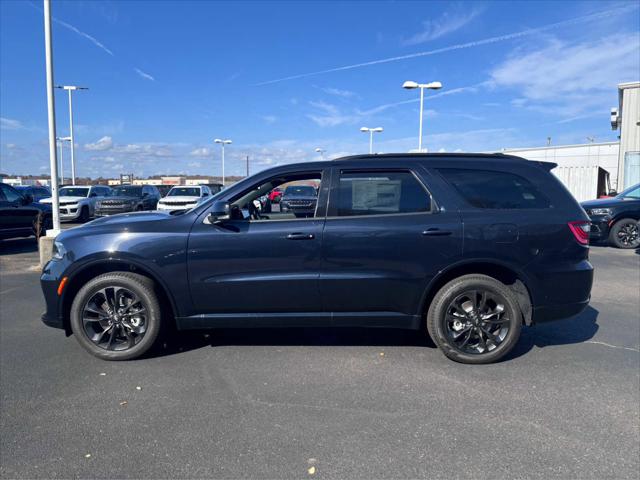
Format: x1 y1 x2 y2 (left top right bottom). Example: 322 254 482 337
40 185 111 222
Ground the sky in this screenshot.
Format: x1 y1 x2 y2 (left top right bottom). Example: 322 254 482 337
1 0 639 179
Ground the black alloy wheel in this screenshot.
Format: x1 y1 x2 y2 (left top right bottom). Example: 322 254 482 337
610 219 640 249
70 272 163 360
81 286 148 351
427 274 522 364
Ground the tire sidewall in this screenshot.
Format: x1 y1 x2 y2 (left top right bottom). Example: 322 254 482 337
70 274 161 361
427 275 522 364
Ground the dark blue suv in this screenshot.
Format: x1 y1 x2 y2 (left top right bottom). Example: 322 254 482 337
41 154 594 364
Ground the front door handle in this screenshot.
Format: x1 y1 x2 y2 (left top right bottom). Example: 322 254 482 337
422 228 452 236
286 233 315 240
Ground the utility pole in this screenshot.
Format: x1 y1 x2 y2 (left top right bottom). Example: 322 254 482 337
246 155 249 177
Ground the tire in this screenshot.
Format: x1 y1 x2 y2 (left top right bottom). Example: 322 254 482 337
70 272 163 360
79 206 90 223
426 274 522 364
608 218 640 249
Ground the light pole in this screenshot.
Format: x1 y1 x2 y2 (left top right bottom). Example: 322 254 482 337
56 136 71 185
56 85 88 185
360 127 383 154
402 80 442 152
214 139 232 186
315 148 326 160
43 0 60 234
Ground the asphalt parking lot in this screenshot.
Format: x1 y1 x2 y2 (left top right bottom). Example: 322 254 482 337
1 239 638 479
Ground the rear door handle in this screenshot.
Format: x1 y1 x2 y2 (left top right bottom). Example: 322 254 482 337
422 228 452 236
286 233 315 240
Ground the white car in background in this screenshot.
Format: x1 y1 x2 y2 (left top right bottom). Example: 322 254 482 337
157 185 212 213
40 185 111 222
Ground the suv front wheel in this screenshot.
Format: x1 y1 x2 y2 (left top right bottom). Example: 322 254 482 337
70 272 162 360
427 274 522 364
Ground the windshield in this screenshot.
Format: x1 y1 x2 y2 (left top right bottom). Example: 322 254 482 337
616 184 640 199
59 187 89 197
167 187 201 197
111 186 143 196
284 185 316 197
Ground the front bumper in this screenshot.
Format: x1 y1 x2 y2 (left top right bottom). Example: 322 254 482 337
40 258 70 331
58 206 81 221
587 215 611 240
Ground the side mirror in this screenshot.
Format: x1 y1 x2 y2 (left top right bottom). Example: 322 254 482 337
608 190 618 196
90 192 97 197
206 201 230 224
142 192 149 197
22 193 34 205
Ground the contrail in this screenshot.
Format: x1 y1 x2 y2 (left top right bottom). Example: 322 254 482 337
54 17 114 56
255 5 636 86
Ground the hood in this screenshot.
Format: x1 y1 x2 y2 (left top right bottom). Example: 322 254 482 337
86 211 172 227
40 196 86 204
160 196 201 203
282 195 317 201
581 198 623 209
100 195 140 202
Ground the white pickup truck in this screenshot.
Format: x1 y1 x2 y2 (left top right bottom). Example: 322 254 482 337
40 185 111 222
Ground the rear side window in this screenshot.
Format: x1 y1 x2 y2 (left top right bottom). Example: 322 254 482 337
438 168 551 209
336 170 431 216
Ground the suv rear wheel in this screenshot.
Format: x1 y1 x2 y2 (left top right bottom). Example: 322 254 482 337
609 218 640 249
70 272 162 360
427 274 522 364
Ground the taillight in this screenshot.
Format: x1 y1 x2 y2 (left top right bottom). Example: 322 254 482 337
568 221 590 245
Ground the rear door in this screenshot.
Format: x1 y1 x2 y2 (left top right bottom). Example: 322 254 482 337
320 164 463 318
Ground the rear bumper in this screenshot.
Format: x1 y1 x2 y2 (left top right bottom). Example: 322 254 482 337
530 259 593 324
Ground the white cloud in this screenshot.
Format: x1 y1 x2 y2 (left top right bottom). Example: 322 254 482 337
84 136 113 151
490 33 640 117
1 117 24 130
402 6 483 46
262 115 278 124
190 147 212 157
134 68 155 81
321 87 357 98
188 161 203 168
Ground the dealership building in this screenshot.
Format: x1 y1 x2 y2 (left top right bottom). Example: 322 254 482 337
498 82 639 200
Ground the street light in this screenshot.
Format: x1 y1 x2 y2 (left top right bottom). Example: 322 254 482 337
56 136 71 186
402 80 442 152
214 139 232 186
55 85 88 185
360 127 383 154
315 147 326 160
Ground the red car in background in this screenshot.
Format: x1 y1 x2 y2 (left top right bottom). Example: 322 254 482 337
268 187 283 203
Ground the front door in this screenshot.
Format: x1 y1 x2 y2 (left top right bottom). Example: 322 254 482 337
187 169 328 316
320 167 463 318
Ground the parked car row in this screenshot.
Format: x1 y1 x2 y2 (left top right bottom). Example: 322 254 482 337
0 183 52 240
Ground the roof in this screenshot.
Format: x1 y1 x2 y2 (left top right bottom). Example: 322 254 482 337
332 152 527 163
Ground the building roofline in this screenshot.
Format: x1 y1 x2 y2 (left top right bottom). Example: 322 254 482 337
499 141 619 153
618 81 640 90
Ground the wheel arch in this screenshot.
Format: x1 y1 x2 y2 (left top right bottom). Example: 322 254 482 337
59 258 178 335
419 260 533 325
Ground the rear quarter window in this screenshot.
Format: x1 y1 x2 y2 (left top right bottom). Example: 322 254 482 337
438 168 551 209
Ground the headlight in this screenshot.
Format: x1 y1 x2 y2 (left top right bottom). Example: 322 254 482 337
52 241 67 260
590 208 612 216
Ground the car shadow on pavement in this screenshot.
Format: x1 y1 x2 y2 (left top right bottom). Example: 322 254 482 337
153 306 599 361
505 305 599 361
0 237 38 255
155 326 435 358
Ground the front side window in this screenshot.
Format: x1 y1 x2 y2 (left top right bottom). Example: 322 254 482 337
336 170 431 217
1 183 22 202
617 184 640 199
229 172 322 221
438 168 551 209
